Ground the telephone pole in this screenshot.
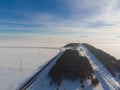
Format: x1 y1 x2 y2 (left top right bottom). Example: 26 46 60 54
20 60 22 71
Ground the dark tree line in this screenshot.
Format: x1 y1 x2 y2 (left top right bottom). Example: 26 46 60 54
82 43 120 76
64 43 80 48
48 49 99 87
91 77 99 87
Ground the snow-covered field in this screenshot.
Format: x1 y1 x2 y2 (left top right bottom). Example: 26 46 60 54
0 38 120 90
25 50 95 90
25 45 105 90
0 41 63 90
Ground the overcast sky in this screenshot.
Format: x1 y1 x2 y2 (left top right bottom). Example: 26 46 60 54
0 0 120 42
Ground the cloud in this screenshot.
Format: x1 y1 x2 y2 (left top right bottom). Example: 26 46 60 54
64 0 120 28
0 0 120 42
87 21 114 28
86 0 120 25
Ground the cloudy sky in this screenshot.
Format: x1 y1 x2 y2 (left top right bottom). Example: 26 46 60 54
0 0 120 42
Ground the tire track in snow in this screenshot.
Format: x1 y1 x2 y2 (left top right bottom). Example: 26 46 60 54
103 74 119 90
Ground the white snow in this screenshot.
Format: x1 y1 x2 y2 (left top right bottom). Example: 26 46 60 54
80 45 120 90
25 46 103 90
25 50 93 90
0 40 120 90
0 41 62 90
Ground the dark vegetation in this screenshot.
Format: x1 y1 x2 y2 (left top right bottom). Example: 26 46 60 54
48 49 99 87
82 43 120 76
64 43 80 47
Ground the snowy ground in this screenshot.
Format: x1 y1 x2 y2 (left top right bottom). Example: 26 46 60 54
24 46 104 90
25 50 92 90
1 40 120 90
0 41 62 90
80 45 120 90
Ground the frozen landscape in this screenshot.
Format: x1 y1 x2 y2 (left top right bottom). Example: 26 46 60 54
17 43 120 90
23 44 101 90
1 0 120 90
0 40 120 90
0 39 65 90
